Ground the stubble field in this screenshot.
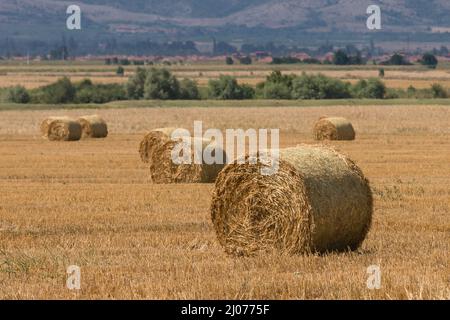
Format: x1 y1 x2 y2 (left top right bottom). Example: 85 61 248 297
2 62 450 90
0 103 449 299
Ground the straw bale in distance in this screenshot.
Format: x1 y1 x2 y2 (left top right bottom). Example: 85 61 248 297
139 128 226 183
78 115 108 138
313 117 355 140
139 128 181 163
40 117 82 141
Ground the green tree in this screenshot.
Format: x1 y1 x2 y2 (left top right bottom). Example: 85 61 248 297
352 78 386 99
239 84 256 99
291 73 351 99
421 53 438 68
143 68 180 100
407 85 417 98
260 71 296 99
6 86 30 103
179 79 200 99
75 83 127 104
263 82 292 99
126 68 147 99
39 77 76 104
116 66 125 76
239 56 252 65
208 75 254 99
382 53 411 66
333 50 350 65
431 83 447 98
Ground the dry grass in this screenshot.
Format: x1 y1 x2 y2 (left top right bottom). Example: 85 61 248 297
0 105 449 299
2 63 450 90
0 75 124 89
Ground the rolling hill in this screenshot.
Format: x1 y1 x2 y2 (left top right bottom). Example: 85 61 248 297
1 0 450 52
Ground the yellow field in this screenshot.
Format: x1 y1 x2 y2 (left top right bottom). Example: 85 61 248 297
2 62 450 90
0 105 449 299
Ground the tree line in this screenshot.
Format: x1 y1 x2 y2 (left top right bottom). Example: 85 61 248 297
1 68 448 104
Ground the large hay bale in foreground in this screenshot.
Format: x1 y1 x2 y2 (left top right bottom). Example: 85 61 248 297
211 145 373 256
313 117 355 141
40 117 82 141
139 128 226 183
77 115 108 138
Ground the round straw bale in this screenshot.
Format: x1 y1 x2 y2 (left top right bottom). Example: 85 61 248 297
210 145 372 256
139 128 181 163
149 136 227 184
40 117 82 141
313 117 355 141
77 115 108 138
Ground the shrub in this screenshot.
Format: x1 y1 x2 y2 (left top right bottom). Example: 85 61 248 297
225 57 234 65
263 82 292 99
266 70 296 87
302 58 321 64
333 50 350 65
144 68 180 100
75 83 127 104
384 88 401 99
291 73 352 99
260 71 296 99
116 66 125 76
421 53 438 68
126 68 147 99
332 50 364 65
76 78 94 89
407 85 417 97
381 53 412 66
352 78 386 99
5 86 30 103
179 79 200 99
431 83 447 98
271 57 301 64
38 77 76 104
239 84 256 99
239 56 252 65
208 75 254 99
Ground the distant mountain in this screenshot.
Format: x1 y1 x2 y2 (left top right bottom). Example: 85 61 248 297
1 0 450 54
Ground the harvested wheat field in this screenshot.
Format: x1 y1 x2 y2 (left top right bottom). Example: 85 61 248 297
0 104 449 299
